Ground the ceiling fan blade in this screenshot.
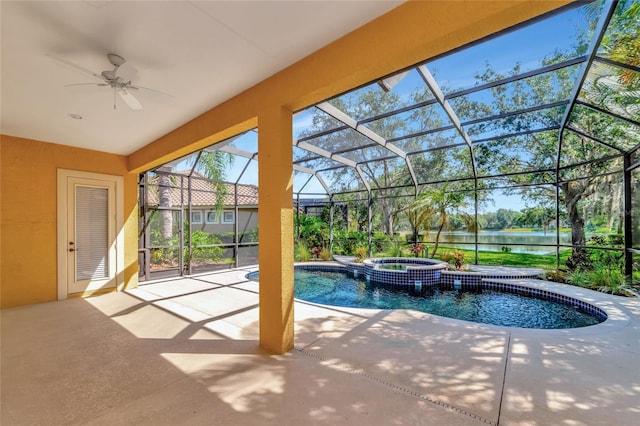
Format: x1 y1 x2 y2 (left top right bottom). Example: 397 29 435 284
129 84 173 98
64 83 107 87
118 88 143 110
46 54 105 82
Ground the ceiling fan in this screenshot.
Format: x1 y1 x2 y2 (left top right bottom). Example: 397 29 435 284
60 53 168 110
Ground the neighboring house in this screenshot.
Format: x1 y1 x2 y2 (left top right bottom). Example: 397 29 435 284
146 172 258 236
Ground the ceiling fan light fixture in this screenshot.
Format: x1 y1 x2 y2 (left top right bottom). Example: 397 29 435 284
101 70 117 80
107 54 126 67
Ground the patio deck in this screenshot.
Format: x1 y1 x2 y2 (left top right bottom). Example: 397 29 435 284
2 267 639 425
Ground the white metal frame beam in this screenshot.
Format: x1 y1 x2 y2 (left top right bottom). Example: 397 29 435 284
315 101 417 192
417 65 478 179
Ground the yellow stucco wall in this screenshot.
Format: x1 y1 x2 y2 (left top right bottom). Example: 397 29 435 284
0 135 139 308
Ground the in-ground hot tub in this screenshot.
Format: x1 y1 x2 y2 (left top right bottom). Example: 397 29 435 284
358 257 449 286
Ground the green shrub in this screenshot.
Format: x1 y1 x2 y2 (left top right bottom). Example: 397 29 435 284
566 269 592 287
188 231 224 262
591 267 632 296
607 233 624 246
295 241 311 262
295 214 328 249
151 248 173 265
386 240 404 257
545 269 567 283
354 246 367 263
565 257 636 297
439 250 452 263
372 232 390 253
441 250 465 270
319 248 332 261
217 232 235 244
333 230 366 256
331 242 345 255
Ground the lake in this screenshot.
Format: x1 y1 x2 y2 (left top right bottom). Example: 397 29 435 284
430 231 572 254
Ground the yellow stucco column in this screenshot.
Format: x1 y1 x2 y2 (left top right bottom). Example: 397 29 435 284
257 106 294 354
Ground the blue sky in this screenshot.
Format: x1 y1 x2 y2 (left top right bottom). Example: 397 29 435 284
429 6 590 91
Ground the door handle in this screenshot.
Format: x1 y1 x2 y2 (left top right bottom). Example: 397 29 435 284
69 248 75 252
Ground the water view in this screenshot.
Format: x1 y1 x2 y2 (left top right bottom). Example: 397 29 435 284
433 231 572 254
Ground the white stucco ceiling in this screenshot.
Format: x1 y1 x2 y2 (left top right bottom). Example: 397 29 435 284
1 1 403 155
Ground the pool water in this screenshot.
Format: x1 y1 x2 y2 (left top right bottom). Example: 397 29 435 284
294 270 602 329
377 263 407 271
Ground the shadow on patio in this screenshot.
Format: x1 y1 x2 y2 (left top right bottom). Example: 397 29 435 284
2 268 638 425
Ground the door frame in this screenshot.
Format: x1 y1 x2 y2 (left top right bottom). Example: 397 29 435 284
57 169 124 300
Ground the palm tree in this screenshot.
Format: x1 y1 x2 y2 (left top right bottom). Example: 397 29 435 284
157 165 175 241
405 203 430 244
195 150 233 214
157 150 232 242
410 184 475 258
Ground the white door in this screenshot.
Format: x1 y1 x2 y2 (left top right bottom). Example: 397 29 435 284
58 170 123 298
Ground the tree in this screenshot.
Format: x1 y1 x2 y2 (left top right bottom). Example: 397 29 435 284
195 151 233 214
483 208 519 230
293 0 638 267
406 203 431 242
157 166 175 240
157 151 232 243
586 0 640 112
298 90 415 235
516 206 556 233
453 0 639 269
410 183 475 258
300 85 456 235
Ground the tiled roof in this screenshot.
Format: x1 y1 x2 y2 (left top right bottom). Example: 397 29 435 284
146 172 258 207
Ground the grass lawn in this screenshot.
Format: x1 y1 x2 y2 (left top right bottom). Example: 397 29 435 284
379 246 571 270
453 248 571 270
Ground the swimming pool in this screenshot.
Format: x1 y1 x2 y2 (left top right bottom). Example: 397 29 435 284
292 269 604 329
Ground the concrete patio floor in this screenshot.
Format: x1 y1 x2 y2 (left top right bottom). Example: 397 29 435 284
2 267 639 425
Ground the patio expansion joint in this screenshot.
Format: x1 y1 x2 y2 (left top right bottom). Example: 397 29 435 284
496 332 511 426
294 345 497 426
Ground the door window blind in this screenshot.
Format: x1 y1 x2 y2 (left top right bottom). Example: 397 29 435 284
75 186 109 280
